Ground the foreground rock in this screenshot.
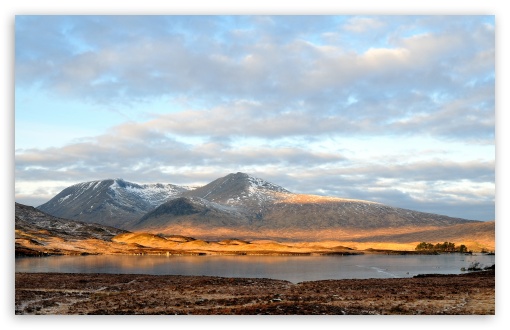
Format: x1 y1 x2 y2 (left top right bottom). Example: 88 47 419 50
15 270 494 315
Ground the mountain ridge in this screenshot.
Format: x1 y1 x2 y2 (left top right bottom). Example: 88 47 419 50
36 172 482 240
37 178 191 229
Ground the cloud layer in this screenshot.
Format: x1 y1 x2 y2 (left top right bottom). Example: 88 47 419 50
15 15 495 220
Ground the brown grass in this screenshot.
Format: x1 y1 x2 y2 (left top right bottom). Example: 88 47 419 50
16 220 495 256
15 271 495 315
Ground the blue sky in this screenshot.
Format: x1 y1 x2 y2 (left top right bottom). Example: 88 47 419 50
14 15 495 220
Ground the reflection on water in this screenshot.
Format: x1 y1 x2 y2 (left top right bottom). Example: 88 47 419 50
15 254 496 283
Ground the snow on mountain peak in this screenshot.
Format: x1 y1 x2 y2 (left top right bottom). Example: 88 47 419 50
211 172 291 207
107 179 189 206
246 175 290 194
225 172 289 193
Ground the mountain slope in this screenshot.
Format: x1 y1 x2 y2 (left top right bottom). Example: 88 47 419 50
132 173 480 240
264 193 473 229
37 179 190 229
130 196 250 232
14 202 494 254
353 220 495 244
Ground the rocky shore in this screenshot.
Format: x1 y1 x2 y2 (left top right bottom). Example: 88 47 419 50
15 269 495 315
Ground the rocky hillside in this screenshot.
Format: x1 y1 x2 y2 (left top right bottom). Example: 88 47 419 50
37 179 190 229
15 202 128 256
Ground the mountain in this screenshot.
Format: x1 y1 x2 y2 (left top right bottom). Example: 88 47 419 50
28 172 494 248
37 179 190 229
35 173 486 242
129 172 291 232
131 173 481 241
183 172 290 206
183 172 291 218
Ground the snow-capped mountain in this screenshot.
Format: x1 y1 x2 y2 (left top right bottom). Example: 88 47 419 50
37 179 191 229
184 172 290 208
37 173 481 240
130 173 479 240
128 172 292 232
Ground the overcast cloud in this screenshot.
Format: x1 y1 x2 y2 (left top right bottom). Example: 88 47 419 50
15 15 495 220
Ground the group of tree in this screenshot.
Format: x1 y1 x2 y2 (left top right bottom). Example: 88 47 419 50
415 241 469 253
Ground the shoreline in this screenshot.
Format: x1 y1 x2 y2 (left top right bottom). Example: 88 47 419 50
16 246 467 257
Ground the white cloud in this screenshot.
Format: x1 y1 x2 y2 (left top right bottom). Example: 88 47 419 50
14 15 495 220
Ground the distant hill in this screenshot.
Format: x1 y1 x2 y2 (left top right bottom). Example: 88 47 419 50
15 202 495 254
15 202 127 256
37 179 190 229
16 202 126 240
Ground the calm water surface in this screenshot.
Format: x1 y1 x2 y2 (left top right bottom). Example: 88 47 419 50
15 254 495 283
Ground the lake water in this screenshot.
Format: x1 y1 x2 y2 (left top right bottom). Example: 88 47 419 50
15 253 495 283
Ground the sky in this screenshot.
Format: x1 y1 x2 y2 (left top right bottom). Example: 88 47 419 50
14 14 496 221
